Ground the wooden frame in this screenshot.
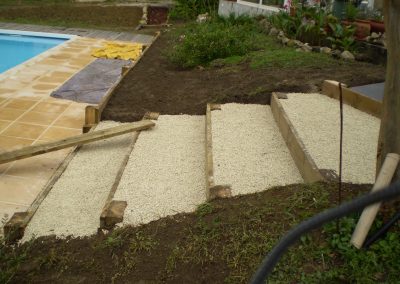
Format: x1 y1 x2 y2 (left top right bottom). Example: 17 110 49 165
321 80 382 118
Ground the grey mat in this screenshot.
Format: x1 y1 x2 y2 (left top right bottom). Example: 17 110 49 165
51 58 131 104
351 82 385 102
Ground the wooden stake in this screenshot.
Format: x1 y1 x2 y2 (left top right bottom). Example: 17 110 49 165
350 153 400 249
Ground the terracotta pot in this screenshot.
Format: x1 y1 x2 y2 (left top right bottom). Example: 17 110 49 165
354 19 371 40
370 20 385 33
341 19 352 26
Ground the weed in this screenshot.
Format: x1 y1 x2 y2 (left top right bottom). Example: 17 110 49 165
196 203 214 217
169 0 219 20
167 16 268 68
100 230 124 250
129 232 158 254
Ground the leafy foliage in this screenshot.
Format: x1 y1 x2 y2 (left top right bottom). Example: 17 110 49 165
169 0 219 20
327 23 357 51
167 16 268 68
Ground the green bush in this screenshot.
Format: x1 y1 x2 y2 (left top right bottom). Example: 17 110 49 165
167 16 267 68
169 0 219 20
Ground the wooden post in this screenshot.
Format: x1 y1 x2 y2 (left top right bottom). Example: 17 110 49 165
376 1 400 179
350 153 400 249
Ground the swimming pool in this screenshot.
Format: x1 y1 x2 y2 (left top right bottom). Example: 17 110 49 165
0 30 71 73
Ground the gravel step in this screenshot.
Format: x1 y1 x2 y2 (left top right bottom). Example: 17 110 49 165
280 93 380 184
23 121 135 240
211 103 303 196
114 115 206 227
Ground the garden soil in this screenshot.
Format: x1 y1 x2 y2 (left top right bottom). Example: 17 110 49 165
102 31 385 122
7 183 383 284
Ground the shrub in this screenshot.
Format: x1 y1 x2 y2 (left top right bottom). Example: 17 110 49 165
169 0 219 20
167 16 267 68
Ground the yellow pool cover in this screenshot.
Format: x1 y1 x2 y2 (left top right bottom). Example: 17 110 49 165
92 42 144 61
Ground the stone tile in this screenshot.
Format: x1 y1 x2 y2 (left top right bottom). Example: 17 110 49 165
0 108 25 121
3 99 38 110
0 175 46 205
0 136 34 152
31 102 69 114
0 202 28 224
40 126 81 141
32 84 59 91
5 149 71 180
0 120 10 132
2 122 47 140
18 111 60 126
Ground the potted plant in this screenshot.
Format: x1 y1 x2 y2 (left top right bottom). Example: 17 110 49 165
370 10 385 33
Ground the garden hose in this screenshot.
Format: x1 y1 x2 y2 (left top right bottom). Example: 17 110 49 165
250 181 400 284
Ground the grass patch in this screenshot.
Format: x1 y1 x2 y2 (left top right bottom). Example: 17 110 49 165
2 183 398 283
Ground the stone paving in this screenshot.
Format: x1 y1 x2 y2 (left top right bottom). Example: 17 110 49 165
0 36 108 226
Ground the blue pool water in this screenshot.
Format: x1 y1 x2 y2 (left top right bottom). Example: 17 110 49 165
0 33 67 73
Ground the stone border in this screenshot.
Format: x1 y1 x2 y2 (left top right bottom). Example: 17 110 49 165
84 32 161 131
321 80 381 118
270 92 325 183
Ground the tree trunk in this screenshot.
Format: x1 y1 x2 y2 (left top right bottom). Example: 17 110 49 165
376 1 400 180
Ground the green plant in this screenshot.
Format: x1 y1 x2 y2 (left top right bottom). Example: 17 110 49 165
327 23 357 51
169 0 219 20
167 16 268 68
315 216 400 283
345 2 358 21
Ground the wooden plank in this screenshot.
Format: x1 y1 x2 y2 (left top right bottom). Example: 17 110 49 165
322 80 381 118
271 93 325 182
3 126 99 243
205 104 232 200
100 112 159 229
0 121 155 164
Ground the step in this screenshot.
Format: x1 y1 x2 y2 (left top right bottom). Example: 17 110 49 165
279 93 380 184
22 121 136 240
210 103 303 196
113 115 206 226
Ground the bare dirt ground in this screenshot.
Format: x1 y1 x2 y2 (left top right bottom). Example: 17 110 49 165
102 31 385 122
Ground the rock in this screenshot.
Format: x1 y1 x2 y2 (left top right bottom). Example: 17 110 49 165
370 32 380 39
196 12 209 23
281 37 290 45
301 44 312 52
295 48 303 52
312 46 321 52
278 30 285 37
331 49 341 59
259 18 271 34
293 40 303 47
320 47 332 54
341 50 355 60
269 27 278 36
287 39 296 47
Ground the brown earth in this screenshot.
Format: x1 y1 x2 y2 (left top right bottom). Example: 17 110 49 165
0 5 143 30
102 31 385 122
4 183 381 284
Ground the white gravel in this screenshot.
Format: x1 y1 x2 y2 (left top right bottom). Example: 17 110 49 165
212 103 303 196
280 93 380 184
114 115 206 226
23 121 134 240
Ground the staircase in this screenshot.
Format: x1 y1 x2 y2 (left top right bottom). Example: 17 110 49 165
19 92 379 241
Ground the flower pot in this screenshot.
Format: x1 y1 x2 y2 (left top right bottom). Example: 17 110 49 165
341 19 353 26
370 20 385 33
354 19 371 40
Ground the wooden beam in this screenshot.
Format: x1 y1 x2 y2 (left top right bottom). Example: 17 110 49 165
0 121 155 164
100 112 159 229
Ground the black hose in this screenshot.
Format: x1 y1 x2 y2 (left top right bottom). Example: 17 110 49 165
250 182 400 284
363 210 400 248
